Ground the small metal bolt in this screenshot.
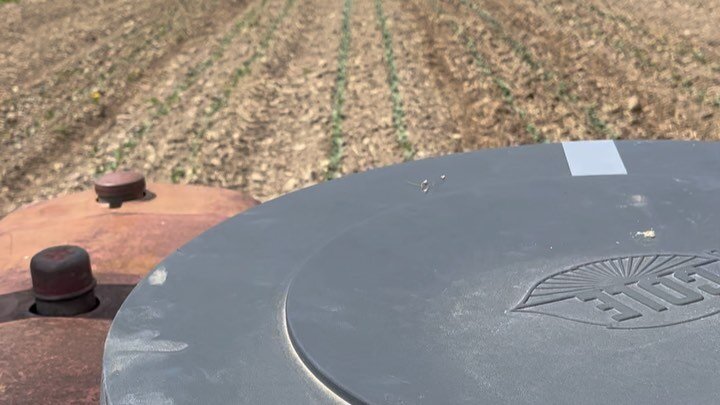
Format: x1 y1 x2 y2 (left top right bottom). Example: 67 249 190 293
94 170 146 206
30 246 98 316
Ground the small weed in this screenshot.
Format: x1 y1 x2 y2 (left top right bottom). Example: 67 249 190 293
692 50 707 65
207 96 224 116
150 97 169 116
171 167 186 184
459 27 544 142
90 90 102 104
166 90 180 105
127 70 142 82
53 125 71 137
556 82 568 100
526 123 544 143
493 77 513 103
111 149 122 170
184 0 296 182
459 0 538 70
586 106 619 139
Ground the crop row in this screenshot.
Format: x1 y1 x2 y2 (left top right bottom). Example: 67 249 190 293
325 0 354 180
375 0 414 160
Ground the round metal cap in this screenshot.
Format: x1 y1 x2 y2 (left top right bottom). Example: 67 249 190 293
94 170 146 203
30 245 96 301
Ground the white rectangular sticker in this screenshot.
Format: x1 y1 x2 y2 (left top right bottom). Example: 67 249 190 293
562 140 627 176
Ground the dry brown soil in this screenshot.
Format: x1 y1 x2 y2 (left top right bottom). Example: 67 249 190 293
1 0 718 215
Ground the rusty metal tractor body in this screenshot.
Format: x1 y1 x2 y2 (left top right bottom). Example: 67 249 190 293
0 173 257 403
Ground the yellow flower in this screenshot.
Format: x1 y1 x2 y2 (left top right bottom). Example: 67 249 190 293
90 90 101 101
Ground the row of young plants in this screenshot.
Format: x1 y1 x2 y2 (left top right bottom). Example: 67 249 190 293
326 0 414 180
374 0 415 160
325 0 354 180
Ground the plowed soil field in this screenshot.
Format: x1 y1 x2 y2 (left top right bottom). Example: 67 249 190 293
1 0 718 215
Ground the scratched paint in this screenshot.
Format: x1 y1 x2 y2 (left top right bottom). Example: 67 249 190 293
105 329 188 375
148 266 168 286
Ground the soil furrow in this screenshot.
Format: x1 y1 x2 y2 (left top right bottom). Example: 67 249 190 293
386 0 506 154
179 0 299 188
533 0 719 102
432 0 594 143
113 0 285 180
220 0 343 200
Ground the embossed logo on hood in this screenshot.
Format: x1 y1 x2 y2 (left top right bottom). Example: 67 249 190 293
513 252 720 329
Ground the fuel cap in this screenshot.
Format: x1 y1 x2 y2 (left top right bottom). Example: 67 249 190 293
30 245 98 316
94 170 146 205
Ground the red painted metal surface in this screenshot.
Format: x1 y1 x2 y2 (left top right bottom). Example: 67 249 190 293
0 182 258 403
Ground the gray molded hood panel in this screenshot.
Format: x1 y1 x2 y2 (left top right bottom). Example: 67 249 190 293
103 141 720 404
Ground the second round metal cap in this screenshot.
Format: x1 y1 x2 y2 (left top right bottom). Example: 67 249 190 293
30 245 96 301
94 170 146 203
